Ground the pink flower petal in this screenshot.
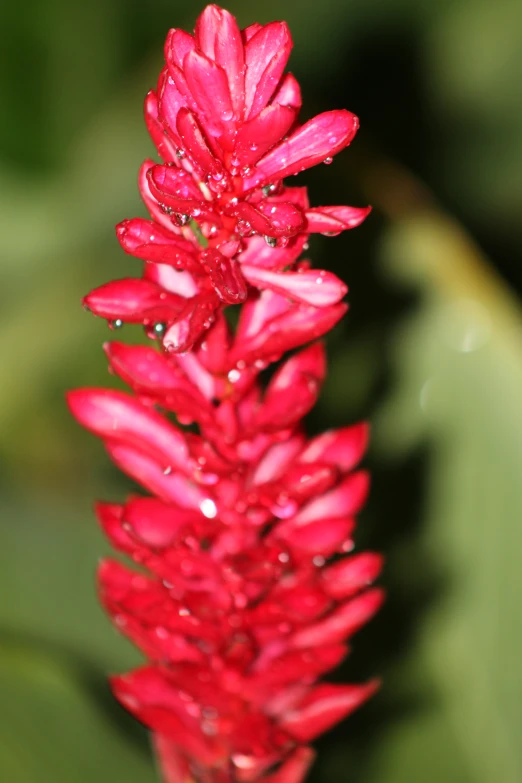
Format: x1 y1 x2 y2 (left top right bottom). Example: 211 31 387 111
103 342 211 424
183 50 235 136
239 232 308 271
195 5 245 114
144 262 198 298
306 205 372 234
232 299 347 366
244 22 293 119
245 110 359 187
139 160 183 233
233 200 304 239
82 278 186 323
273 72 302 111
289 589 384 648
176 108 224 179
147 164 213 220
199 249 247 303
293 471 370 523
66 388 190 473
144 87 179 163
321 553 384 600
255 343 326 430
163 295 219 354
111 667 221 765
281 682 379 742
299 422 369 472
271 516 355 557
116 218 199 271
104 442 206 507
233 104 296 168
156 68 187 138
242 265 347 307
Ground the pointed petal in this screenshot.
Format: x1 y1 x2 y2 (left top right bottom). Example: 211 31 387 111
239 232 308 271
67 388 190 473
144 87 179 163
321 553 384 600
256 343 326 429
244 22 293 118
281 682 379 741
163 295 219 353
195 5 245 114
139 160 184 232
246 110 359 187
294 471 370 523
271 516 355 558
105 442 207 508
82 278 186 323
290 589 384 648
200 249 248 303
273 72 302 111
233 104 296 168
144 262 198 298
183 50 235 133
233 200 304 239
147 164 213 220
306 205 372 233
176 108 224 179
242 265 347 306
299 422 370 472
156 69 187 137
116 218 199 271
232 299 347 366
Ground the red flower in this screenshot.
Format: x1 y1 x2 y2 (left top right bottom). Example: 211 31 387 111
68 327 382 782
83 4 370 354
70 6 382 782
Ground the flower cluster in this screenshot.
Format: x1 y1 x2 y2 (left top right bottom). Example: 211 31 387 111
69 6 382 783
83 3 370 354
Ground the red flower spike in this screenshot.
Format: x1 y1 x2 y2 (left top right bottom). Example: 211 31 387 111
71 6 382 783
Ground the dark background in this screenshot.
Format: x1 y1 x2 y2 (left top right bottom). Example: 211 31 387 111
1 0 521 781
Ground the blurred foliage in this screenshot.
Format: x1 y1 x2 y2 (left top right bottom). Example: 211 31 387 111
1 0 522 781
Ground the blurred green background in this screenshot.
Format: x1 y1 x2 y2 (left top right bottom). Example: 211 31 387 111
1 0 522 780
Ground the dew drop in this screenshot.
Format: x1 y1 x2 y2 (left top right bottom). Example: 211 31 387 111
221 109 234 122
176 213 190 226
108 319 123 330
163 465 172 476
324 157 333 165
312 555 326 567
228 369 241 383
176 148 186 159
153 322 167 336
264 235 277 247
278 552 290 564
200 498 217 518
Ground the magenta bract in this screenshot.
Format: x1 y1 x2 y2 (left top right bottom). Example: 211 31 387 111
70 5 382 783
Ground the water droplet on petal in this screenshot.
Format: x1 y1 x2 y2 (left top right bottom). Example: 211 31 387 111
200 498 217 518
324 157 333 165
264 235 277 247
108 319 124 330
313 555 326 567
154 322 167 336
163 465 172 476
221 109 234 122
